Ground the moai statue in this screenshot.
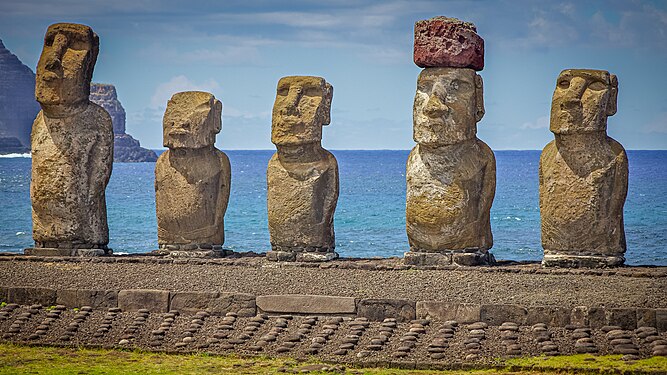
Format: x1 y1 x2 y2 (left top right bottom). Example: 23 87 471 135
155 91 231 257
404 17 496 266
540 69 628 267
266 76 338 262
27 23 113 256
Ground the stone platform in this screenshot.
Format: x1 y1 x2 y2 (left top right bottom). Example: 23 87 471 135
0 253 665 367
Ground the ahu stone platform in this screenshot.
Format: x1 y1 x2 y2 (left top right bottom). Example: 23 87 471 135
1 254 665 367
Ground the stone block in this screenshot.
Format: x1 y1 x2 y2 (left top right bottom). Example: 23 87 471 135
414 16 484 70
416 301 481 323
266 251 297 262
170 291 256 317
606 308 637 330
56 289 118 309
655 309 667 333
587 307 606 329
170 291 219 315
295 252 338 262
118 289 169 313
8 287 56 306
452 251 494 266
256 294 356 315
525 306 571 327
480 304 527 326
570 306 588 327
24 248 108 257
636 309 656 328
357 299 416 322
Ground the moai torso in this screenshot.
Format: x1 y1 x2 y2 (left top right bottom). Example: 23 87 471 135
406 139 495 251
29 23 113 251
31 104 113 247
540 69 628 267
266 76 338 257
156 149 230 245
267 149 338 250
155 91 230 250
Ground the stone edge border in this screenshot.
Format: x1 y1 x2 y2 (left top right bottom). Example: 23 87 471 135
1 286 665 331
1 254 665 278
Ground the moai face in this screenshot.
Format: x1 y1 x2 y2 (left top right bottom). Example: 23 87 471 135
35 23 99 107
413 68 484 146
550 69 618 134
271 76 333 146
163 91 222 149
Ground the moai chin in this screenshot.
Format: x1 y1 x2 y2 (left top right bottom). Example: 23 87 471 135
405 17 496 266
26 23 114 257
155 91 231 257
266 76 339 262
540 69 628 268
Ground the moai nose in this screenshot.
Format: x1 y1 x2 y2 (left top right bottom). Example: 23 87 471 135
285 86 303 116
45 34 68 72
424 95 449 117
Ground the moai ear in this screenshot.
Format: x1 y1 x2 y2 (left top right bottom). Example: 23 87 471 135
322 82 333 126
212 98 223 133
606 74 618 117
474 74 485 122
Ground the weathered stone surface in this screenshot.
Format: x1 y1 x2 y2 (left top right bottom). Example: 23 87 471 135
480 304 527 326
403 252 452 266
357 299 416 322
267 76 338 260
406 68 495 257
606 308 637 330
540 69 627 268
414 17 484 70
0 39 39 153
56 289 118 308
656 309 667 332
118 289 169 313
416 301 481 323
256 295 355 314
89 83 157 162
155 91 230 254
29 23 113 254
169 291 255 317
636 308 656 328
7 287 56 305
525 306 571 327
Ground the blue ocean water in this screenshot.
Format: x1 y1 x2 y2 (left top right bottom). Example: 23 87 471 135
0 150 665 265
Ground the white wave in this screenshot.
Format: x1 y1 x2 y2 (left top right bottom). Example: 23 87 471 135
114 252 129 255
0 153 31 158
15 232 26 236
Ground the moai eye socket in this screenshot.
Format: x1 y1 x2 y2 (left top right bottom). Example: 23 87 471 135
558 79 570 89
588 81 606 91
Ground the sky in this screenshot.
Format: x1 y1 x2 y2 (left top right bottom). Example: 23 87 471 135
1 0 666 150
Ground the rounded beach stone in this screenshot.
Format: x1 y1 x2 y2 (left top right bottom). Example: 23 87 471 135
414 16 484 70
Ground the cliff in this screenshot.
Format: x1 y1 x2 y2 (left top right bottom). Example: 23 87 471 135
0 39 39 154
90 83 158 162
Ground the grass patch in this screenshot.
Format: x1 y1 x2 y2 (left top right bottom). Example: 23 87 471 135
0 343 664 374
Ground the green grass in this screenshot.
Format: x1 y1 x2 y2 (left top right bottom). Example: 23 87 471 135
0 343 664 374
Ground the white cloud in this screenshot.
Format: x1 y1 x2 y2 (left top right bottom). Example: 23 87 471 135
521 115 549 130
149 75 220 108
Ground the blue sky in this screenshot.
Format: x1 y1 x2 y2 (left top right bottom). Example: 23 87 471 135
1 0 666 150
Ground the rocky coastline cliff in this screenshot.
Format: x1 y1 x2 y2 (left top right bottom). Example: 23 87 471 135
0 39 39 154
90 83 157 162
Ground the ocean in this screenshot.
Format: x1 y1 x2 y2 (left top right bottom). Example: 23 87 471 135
0 150 665 265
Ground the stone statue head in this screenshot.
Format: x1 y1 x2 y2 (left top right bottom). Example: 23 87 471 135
271 76 333 146
163 91 222 149
550 69 618 135
413 67 484 146
35 23 99 108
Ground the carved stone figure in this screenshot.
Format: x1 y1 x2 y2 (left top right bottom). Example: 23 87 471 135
405 17 495 266
540 69 628 268
26 23 113 256
266 76 339 262
155 91 231 257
